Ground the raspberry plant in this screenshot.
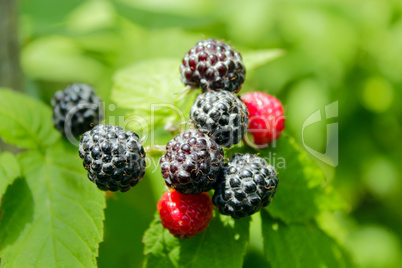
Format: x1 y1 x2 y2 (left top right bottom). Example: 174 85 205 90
0 47 352 267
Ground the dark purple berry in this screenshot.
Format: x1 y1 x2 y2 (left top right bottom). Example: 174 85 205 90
180 39 245 93
160 130 224 194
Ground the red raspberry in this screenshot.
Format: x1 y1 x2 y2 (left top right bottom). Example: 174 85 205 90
157 190 214 239
241 92 285 147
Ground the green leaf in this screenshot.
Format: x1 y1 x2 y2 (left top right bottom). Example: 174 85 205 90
227 135 345 223
267 136 345 223
111 58 184 110
261 211 353 267
0 89 60 150
0 141 105 267
111 58 197 135
111 1 218 30
0 152 21 202
242 49 285 71
22 37 106 83
143 213 250 268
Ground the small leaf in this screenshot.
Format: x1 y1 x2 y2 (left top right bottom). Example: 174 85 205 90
0 152 21 202
0 141 105 267
143 213 250 268
0 89 60 150
261 210 353 267
242 49 285 71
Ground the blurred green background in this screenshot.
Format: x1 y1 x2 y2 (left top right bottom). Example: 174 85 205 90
3 0 402 267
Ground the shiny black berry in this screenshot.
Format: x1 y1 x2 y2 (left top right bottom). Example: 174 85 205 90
190 90 248 148
160 130 224 194
180 39 245 93
51 83 103 137
79 124 146 192
213 154 278 219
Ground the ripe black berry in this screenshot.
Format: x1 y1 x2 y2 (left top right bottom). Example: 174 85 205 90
79 124 146 192
190 90 248 148
51 83 103 137
213 154 278 219
180 39 245 93
160 130 224 194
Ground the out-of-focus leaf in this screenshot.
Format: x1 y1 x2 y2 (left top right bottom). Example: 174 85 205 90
261 210 353 267
242 49 286 71
0 152 21 202
111 59 184 110
21 37 106 83
111 1 218 30
0 141 105 267
143 213 250 268
0 89 60 150
20 0 82 37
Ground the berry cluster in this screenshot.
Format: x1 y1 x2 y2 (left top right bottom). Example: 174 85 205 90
51 39 286 240
158 39 285 238
52 84 147 192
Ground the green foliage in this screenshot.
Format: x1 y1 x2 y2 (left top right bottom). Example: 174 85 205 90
143 213 250 268
226 135 345 224
111 1 218 30
111 59 185 114
260 136 344 223
0 89 60 151
0 90 105 267
261 211 353 267
22 37 107 84
6 0 401 266
0 152 21 201
242 49 286 72
0 49 350 267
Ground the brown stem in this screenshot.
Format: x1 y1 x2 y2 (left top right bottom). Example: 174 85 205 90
0 0 23 91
